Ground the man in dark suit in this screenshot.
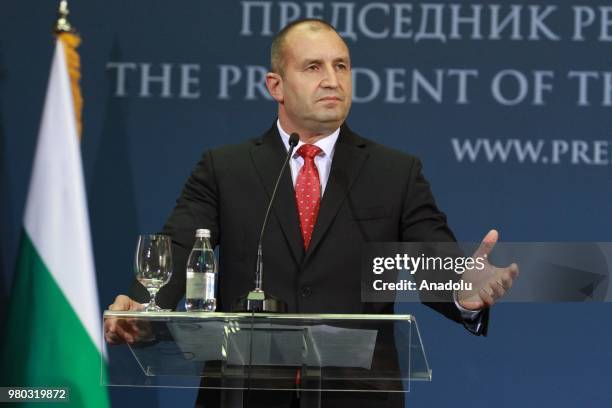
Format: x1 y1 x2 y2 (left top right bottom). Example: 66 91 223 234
106 18 518 407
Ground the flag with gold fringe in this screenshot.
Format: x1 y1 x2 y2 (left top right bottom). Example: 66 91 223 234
0 3 110 406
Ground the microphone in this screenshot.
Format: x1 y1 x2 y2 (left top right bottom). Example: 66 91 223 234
233 133 300 312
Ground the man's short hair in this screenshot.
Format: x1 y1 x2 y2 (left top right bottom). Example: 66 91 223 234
270 19 346 76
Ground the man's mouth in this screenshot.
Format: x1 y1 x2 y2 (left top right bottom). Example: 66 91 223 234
318 96 342 102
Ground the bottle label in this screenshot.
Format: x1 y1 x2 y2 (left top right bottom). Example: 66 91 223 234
186 271 207 299
204 272 216 299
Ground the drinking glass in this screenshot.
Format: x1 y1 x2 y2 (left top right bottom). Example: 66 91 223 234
135 234 173 312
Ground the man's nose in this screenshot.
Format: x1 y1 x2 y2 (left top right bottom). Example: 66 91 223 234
321 65 339 88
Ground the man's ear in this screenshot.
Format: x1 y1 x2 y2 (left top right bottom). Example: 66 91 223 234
266 72 284 103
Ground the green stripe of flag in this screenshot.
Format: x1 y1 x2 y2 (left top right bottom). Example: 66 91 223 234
1 232 109 407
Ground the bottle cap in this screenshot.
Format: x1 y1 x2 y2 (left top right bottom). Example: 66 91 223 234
195 228 211 238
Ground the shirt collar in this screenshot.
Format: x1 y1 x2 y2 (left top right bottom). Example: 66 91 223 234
276 119 339 159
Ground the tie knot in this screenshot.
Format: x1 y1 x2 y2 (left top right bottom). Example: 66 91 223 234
297 144 322 160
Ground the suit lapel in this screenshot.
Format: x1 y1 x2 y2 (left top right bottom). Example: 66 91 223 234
304 125 369 264
250 125 304 266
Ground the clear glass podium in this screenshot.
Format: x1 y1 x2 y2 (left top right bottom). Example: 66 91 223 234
103 312 431 405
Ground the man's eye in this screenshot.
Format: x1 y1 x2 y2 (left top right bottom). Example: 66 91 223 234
337 64 347 70
306 65 318 71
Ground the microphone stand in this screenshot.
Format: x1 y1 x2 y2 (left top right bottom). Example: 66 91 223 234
233 133 300 312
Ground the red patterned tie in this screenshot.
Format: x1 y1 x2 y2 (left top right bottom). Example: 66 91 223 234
295 144 322 249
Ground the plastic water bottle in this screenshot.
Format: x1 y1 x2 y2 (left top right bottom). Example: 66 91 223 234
185 228 217 311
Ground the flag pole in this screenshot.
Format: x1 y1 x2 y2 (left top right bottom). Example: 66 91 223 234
53 0 83 138
54 0 74 34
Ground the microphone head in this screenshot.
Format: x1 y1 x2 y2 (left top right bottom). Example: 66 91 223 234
289 133 300 147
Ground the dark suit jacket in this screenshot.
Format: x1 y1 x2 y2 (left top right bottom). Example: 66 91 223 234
131 122 488 407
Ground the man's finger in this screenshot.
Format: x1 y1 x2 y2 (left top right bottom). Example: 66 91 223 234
489 280 505 300
105 317 137 344
479 287 495 307
105 330 119 345
473 229 499 259
109 299 127 311
104 319 122 344
129 301 145 312
114 321 135 343
508 263 519 278
499 273 513 290
458 297 484 311
109 294 138 311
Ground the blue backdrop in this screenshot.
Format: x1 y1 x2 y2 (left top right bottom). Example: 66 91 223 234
2 1 612 406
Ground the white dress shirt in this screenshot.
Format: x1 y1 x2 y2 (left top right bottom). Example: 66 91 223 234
277 120 339 196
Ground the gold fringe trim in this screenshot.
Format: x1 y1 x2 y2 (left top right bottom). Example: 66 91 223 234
57 32 83 139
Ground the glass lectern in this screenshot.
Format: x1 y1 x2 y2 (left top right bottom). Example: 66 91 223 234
102 312 431 407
